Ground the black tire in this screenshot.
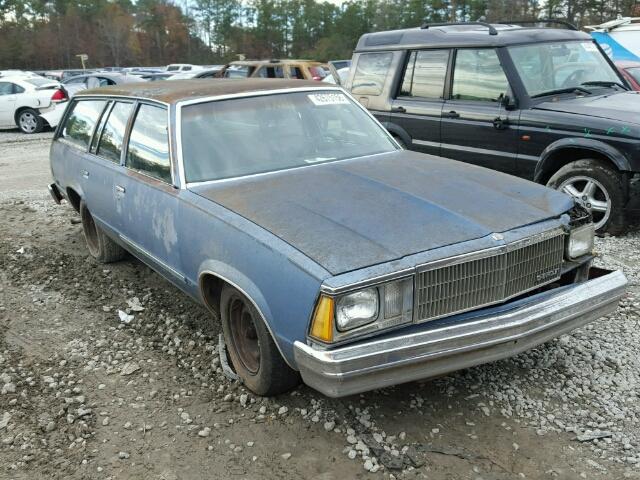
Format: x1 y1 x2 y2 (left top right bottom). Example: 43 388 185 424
220 285 300 396
17 108 44 134
393 135 407 149
547 159 626 236
79 201 126 263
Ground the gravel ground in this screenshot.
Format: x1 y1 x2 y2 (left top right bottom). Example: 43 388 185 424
1 130 640 479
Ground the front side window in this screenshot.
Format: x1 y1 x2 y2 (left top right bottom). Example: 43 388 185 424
126 104 170 183
181 90 397 183
451 49 509 102
61 100 107 149
508 41 621 98
351 52 393 96
400 50 449 99
96 102 134 163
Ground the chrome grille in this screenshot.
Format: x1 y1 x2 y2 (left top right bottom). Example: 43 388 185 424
415 232 564 322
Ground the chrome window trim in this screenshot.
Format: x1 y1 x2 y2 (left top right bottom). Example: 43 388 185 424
175 86 401 189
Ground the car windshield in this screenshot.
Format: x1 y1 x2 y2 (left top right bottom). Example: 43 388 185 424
508 41 621 97
181 90 397 183
25 78 56 87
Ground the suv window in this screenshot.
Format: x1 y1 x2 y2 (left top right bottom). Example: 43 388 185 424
400 50 449 99
96 102 134 163
290 66 304 79
126 104 170 183
352 52 393 96
255 66 284 78
451 49 509 102
61 100 107 149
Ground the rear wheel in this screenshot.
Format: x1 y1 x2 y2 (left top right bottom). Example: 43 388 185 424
79 201 126 263
546 159 626 235
220 285 299 396
17 108 44 134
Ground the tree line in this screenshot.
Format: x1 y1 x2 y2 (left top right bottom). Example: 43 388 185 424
0 0 638 70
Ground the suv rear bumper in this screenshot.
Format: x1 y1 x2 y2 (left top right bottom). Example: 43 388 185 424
294 268 627 398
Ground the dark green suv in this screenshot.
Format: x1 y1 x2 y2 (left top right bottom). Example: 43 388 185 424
346 21 639 234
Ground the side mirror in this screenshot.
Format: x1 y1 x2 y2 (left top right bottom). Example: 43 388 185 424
500 93 517 110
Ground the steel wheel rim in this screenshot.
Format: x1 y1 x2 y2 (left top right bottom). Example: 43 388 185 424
228 297 260 374
19 112 37 133
559 175 611 230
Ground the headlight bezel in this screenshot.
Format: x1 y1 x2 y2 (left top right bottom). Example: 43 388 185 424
309 276 414 344
566 223 595 260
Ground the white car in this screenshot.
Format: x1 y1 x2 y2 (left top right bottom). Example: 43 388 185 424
0 76 68 134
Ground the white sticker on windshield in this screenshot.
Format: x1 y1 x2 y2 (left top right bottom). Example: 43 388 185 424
308 92 350 106
582 42 598 52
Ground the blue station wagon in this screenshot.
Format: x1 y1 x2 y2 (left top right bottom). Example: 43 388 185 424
48 79 627 397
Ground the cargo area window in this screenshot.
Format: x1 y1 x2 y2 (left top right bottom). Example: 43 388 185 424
96 102 134 163
399 50 449 99
351 52 393 96
60 100 107 149
451 49 509 102
126 104 170 183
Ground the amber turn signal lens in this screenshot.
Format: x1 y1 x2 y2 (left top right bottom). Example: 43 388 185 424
310 295 334 342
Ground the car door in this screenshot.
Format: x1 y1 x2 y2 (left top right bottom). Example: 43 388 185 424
113 102 182 283
56 99 119 230
440 48 519 174
389 49 450 155
0 82 18 127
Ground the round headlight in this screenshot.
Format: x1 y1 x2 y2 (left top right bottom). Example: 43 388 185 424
335 288 379 331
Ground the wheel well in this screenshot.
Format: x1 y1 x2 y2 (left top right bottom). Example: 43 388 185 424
200 273 225 320
538 148 616 184
66 188 81 212
13 106 33 125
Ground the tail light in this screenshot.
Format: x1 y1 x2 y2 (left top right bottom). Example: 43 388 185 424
51 88 67 103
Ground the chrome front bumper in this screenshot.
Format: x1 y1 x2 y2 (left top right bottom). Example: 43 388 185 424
294 269 627 398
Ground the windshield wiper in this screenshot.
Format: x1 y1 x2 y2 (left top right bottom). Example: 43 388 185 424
580 80 629 90
530 87 592 99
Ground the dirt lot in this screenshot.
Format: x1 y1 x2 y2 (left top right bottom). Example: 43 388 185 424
1 129 639 480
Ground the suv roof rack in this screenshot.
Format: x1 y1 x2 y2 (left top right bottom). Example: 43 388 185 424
499 19 578 31
420 21 498 36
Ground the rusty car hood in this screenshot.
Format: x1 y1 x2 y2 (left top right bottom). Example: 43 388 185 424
190 151 574 275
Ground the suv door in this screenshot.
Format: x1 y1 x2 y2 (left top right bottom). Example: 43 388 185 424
114 102 181 282
440 48 519 174
389 49 450 155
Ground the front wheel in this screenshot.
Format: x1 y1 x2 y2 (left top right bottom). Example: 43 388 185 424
220 285 300 396
17 108 44 134
546 159 626 235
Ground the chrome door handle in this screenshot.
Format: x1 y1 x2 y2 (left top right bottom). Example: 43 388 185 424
81 170 89 179
115 185 126 194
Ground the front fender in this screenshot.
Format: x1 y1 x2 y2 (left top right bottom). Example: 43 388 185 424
534 138 631 182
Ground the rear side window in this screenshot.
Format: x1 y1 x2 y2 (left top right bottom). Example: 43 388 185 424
255 66 284 78
96 102 134 163
126 104 170 183
290 66 304 79
61 100 107 149
352 52 393 96
0 82 14 95
451 49 509 102
400 50 449 99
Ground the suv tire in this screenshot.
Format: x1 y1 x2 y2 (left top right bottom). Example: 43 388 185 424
546 159 626 235
220 285 300 396
79 201 127 263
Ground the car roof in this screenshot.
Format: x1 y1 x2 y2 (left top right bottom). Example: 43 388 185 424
230 59 322 66
355 24 591 51
77 78 331 104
